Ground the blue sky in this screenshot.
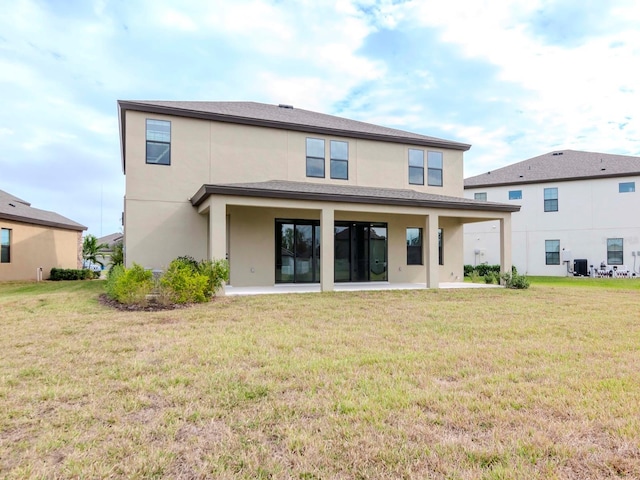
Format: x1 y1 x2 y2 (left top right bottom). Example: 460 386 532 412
1 0 639 237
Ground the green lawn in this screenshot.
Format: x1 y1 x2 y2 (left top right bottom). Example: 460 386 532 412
1 280 639 479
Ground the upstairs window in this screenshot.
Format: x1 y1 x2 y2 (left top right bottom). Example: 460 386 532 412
406 228 422 265
1 228 10 263
619 182 635 193
509 190 522 200
146 119 171 165
427 151 443 186
408 149 424 185
607 238 623 265
544 187 558 212
474 192 487 201
306 138 325 178
330 141 348 180
545 239 560 265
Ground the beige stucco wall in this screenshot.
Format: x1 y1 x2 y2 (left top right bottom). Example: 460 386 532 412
123 109 510 284
0 219 82 281
124 110 466 203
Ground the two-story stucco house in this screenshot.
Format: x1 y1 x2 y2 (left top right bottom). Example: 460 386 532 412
464 150 640 276
118 101 519 292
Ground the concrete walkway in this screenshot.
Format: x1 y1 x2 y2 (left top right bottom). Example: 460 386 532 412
224 282 501 296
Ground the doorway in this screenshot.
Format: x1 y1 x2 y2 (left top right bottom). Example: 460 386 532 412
335 222 388 282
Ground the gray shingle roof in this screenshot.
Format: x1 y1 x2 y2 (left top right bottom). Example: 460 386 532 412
118 101 471 172
0 189 86 231
191 180 520 213
97 232 123 250
465 150 640 188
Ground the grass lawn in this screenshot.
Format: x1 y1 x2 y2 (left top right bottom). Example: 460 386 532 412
1 280 639 479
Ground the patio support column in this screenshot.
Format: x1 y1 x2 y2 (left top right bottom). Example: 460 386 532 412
426 213 439 288
320 207 335 292
208 197 227 263
500 215 512 277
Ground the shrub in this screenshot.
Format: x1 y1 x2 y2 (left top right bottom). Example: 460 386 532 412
50 268 95 281
159 257 229 304
160 258 209 304
484 271 498 284
198 259 230 296
105 263 153 305
469 270 482 283
501 271 530 289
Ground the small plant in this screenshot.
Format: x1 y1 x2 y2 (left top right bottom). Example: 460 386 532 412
484 271 498 284
105 263 154 305
469 270 482 283
501 271 530 289
159 258 209 304
159 257 229 304
199 259 230 296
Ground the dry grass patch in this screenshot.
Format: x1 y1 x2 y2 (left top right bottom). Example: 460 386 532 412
1 280 639 479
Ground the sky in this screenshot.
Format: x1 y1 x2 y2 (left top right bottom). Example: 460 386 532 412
1 0 639 237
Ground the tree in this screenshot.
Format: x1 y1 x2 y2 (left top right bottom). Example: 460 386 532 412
109 240 124 267
82 234 109 268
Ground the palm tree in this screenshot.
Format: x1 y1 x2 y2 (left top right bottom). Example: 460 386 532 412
82 234 109 268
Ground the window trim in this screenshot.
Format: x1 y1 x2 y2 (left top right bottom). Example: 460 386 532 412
427 151 443 187
408 149 424 185
306 137 325 178
329 140 348 180
545 239 560 265
544 187 558 212
1 228 10 264
145 119 171 165
406 228 423 265
607 238 624 265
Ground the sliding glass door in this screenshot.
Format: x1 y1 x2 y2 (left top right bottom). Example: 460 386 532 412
275 220 320 283
334 222 387 282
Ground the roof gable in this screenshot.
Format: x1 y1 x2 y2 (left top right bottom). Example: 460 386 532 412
465 150 640 188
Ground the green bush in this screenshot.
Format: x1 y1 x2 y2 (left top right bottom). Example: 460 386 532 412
484 271 498 284
199 259 230 296
50 268 96 281
105 263 153 305
160 258 209 304
104 257 229 307
501 271 530 289
159 257 229 304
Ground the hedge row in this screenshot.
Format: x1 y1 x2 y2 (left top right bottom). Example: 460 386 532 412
50 268 100 281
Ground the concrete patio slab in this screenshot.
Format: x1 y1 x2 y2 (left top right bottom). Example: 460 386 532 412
223 282 501 296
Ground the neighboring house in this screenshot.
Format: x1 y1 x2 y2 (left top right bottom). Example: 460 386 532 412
463 150 640 276
118 101 519 292
0 189 87 281
96 232 123 268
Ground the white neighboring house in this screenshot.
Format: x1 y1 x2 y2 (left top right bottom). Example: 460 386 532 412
463 150 640 276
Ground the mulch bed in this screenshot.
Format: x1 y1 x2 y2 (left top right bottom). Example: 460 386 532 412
98 293 191 312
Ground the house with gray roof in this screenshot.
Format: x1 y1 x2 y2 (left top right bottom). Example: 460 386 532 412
463 150 640 276
0 189 86 281
118 100 519 292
